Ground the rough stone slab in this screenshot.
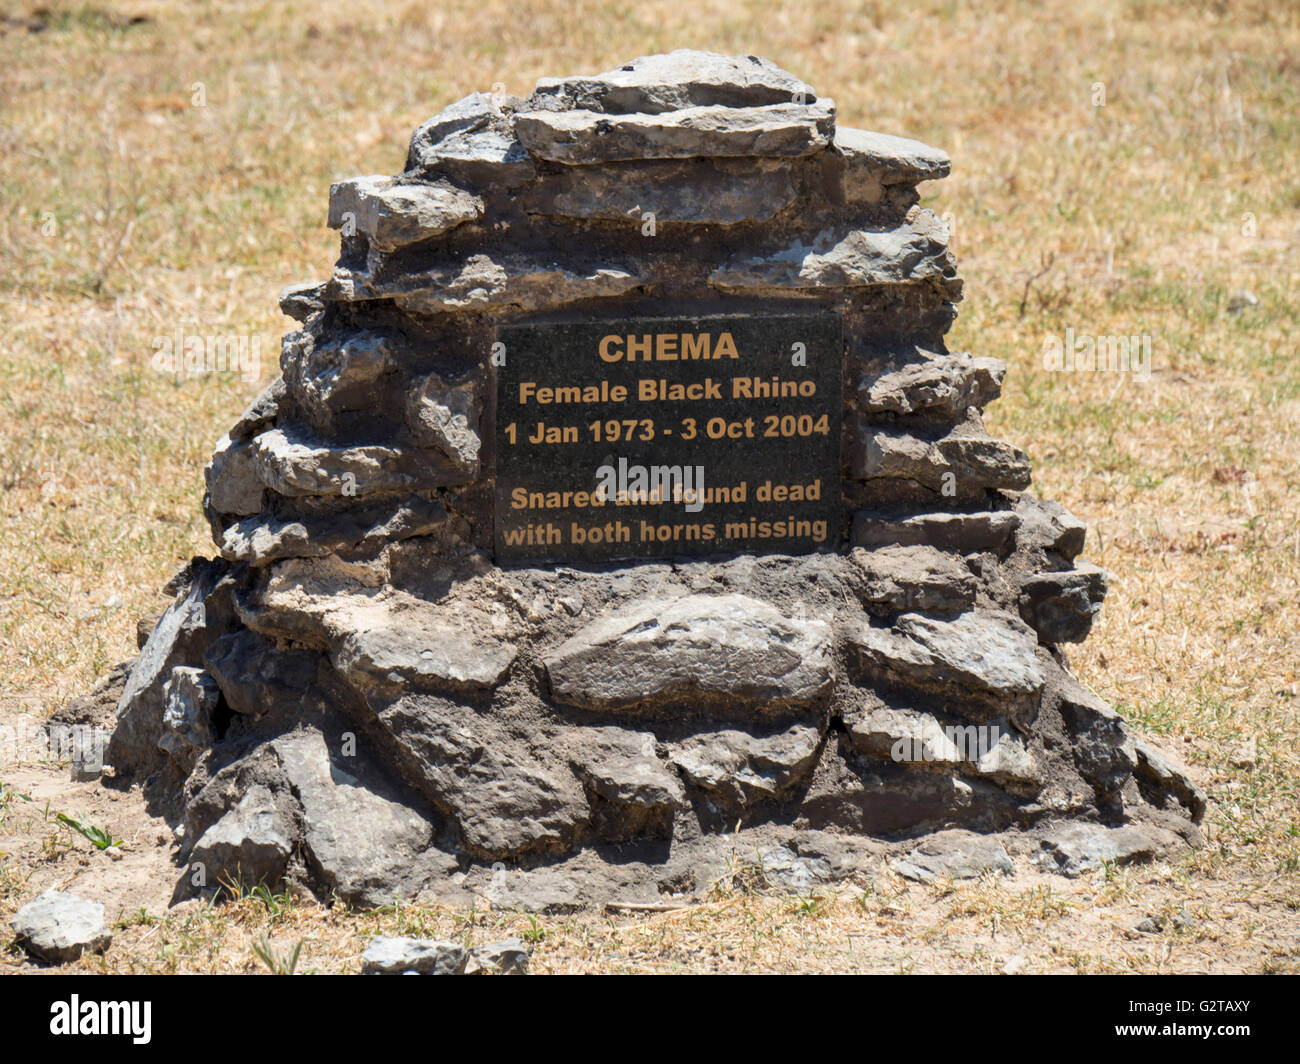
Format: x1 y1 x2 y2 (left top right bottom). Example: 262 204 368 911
405 372 480 472
220 496 449 566
11 890 111 964
465 937 529 975
1035 822 1182 876
361 937 467 975
228 377 284 442
158 665 219 767
203 629 320 717
1132 738 1207 820
1013 493 1088 560
1054 674 1137 796
849 611 1045 703
334 623 516 693
406 93 537 189
893 830 1013 883
850 427 1032 494
672 722 823 808
327 176 482 252
859 352 1004 417
847 704 966 763
524 158 797 225
273 731 443 906
108 559 230 773
851 544 976 614
1018 563 1108 644
544 593 833 710
527 50 817 114
328 255 640 315
284 330 395 422
189 784 292 889
574 729 682 811
834 126 951 186
206 434 266 517
278 282 325 323
249 427 468 498
709 211 961 301
376 696 589 860
514 100 835 164
851 509 1021 553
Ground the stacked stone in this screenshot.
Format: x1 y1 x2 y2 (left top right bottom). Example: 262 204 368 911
92 52 1202 909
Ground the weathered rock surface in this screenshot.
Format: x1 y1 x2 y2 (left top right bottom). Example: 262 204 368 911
671 722 824 808
1035 822 1182 876
273 731 443 905
465 937 530 975
515 101 835 164
327 175 482 252
710 213 960 301
859 352 1004 417
893 830 1012 883
851 545 976 614
189 784 292 888
1018 563 1108 644
158 665 220 767
851 509 1021 553
544 593 833 710
11 890 111 964
361 937 467 975
849 611 1045 706
833 127 951 186
527 51 817 114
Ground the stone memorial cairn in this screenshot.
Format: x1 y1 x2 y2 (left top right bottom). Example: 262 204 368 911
83 52 1202 908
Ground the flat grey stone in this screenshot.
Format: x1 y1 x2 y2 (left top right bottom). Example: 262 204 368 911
850 427 1032 494
1018 563 1108 644
544 593 833 710
206 435 265 516
514 100 835 164
406 93 537 189
327 176 482 252
671 722 823 808
859 352 1004 417
833 126 950 186
1035 822 1182 876
272 731 441 906
362 937 467 975
851 509 1021 553
852 545 976 614
334 624 516 692
405 372 480 472
893 830 1012 883
249 428 416 498
1013 493 1088 560
465 937 530 975
277 282 325 323
189 784 292 889
849 611 1045 703
524 157 797 225
228 377 284 441
11 890 111 964
709 212 960 301
158 665 220 767
1132 739 1207 820
328 254 640 315
527 50 817 114
375 696 589 860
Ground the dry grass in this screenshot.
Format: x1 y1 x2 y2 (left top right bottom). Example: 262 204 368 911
1 0 1297 973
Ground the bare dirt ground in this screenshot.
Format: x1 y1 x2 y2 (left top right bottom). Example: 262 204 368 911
2 0 1298 973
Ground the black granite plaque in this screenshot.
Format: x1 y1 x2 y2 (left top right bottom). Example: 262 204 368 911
493 313 842 563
